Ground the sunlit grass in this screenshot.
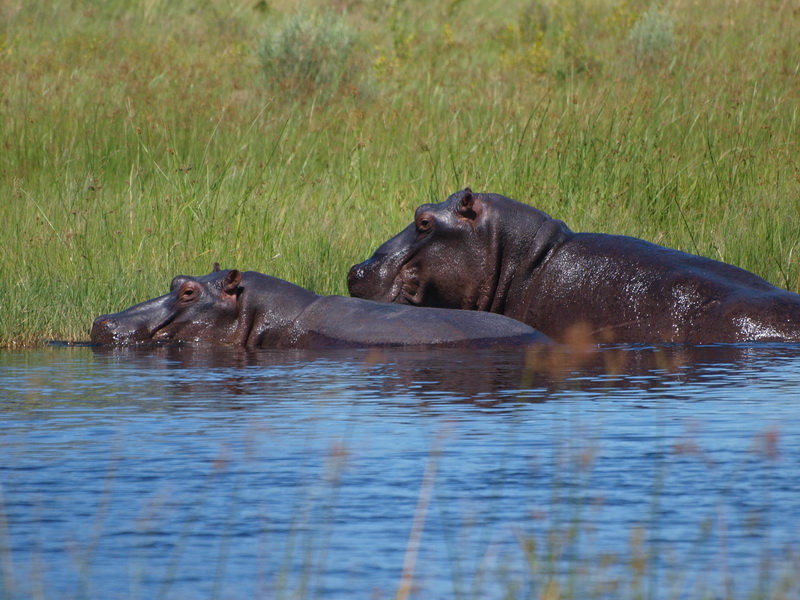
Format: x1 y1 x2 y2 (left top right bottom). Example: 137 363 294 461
1 0 799 344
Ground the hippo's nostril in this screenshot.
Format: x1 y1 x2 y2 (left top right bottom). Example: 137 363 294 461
347 265 362 281
348 262 374 289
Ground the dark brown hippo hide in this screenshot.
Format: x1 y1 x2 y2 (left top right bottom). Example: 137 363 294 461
348 189 800 344
91 265 550 348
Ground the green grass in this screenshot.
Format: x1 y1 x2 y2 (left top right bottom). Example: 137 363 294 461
1 0 799 345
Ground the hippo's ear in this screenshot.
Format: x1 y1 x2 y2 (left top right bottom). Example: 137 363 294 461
456 188 479 221
223 269 242 295
213 262 221 272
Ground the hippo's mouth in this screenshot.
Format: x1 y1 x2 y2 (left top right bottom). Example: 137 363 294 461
151 328 173 341
150 314 179 341
91 318 176 346
394 266 425 305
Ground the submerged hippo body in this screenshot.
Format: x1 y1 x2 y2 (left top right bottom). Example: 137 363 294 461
90 265 549 348
348 189 800 344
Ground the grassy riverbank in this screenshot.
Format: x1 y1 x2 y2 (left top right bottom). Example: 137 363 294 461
1 0 798 345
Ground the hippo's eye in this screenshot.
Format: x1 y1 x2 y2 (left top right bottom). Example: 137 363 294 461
416 215 433 233
177 282 200 303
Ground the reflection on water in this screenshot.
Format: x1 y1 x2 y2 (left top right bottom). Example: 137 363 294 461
2 343 800 599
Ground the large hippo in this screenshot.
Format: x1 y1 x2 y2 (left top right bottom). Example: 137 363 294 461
348 189 800 344
90 264 550 348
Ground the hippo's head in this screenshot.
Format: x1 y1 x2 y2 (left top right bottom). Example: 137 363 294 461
90 264 243 345
348 188 552 312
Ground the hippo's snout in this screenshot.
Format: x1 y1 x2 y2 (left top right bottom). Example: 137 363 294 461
348 257 409 304
348 223 417 300
347 262 366 290
347 259 379 299
90 315 118 344
90 314 150 345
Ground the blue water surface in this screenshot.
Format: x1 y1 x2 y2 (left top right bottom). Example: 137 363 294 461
1 343 799 599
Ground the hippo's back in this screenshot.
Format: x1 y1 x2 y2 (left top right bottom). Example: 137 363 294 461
283 296 550 348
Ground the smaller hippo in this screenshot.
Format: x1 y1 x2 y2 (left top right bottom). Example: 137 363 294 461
90 265 550 348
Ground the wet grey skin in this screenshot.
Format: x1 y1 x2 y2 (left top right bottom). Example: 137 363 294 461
347 188 800 344
90 264 551 349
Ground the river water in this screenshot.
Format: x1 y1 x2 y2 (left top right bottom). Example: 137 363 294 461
2 343 800 599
